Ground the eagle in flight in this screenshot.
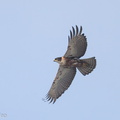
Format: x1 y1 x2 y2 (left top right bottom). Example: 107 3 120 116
46 26 96 103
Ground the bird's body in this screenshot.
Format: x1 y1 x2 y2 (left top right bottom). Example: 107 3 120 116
46 26 96 103
54 57 85 67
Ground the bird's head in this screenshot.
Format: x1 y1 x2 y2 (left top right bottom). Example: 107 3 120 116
54 57 62 64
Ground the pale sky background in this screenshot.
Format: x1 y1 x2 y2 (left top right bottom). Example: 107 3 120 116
0 0 120 120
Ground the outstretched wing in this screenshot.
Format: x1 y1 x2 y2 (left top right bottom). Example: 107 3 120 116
64 26 87 58
46 66 76 103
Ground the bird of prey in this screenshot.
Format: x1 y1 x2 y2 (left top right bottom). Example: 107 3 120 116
46 26 96 103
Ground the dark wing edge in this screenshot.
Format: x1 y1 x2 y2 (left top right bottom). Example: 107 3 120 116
46 66 76 104
64 25 87 58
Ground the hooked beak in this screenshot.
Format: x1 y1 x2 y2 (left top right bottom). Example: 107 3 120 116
53 59 56 62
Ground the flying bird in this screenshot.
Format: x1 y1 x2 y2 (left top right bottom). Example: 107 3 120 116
46 26 96 103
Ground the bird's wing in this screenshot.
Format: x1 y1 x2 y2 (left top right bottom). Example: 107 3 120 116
64 26 87 58
46 65 76 103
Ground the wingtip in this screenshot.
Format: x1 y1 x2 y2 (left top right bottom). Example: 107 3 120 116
70 30 72 38
68 36 70 43
80 26 82 34
45 93 57 104
68 25 84 39
75 25 79 35
72 26 75 36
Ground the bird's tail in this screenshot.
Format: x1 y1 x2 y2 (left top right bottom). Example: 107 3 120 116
77 57 96 75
